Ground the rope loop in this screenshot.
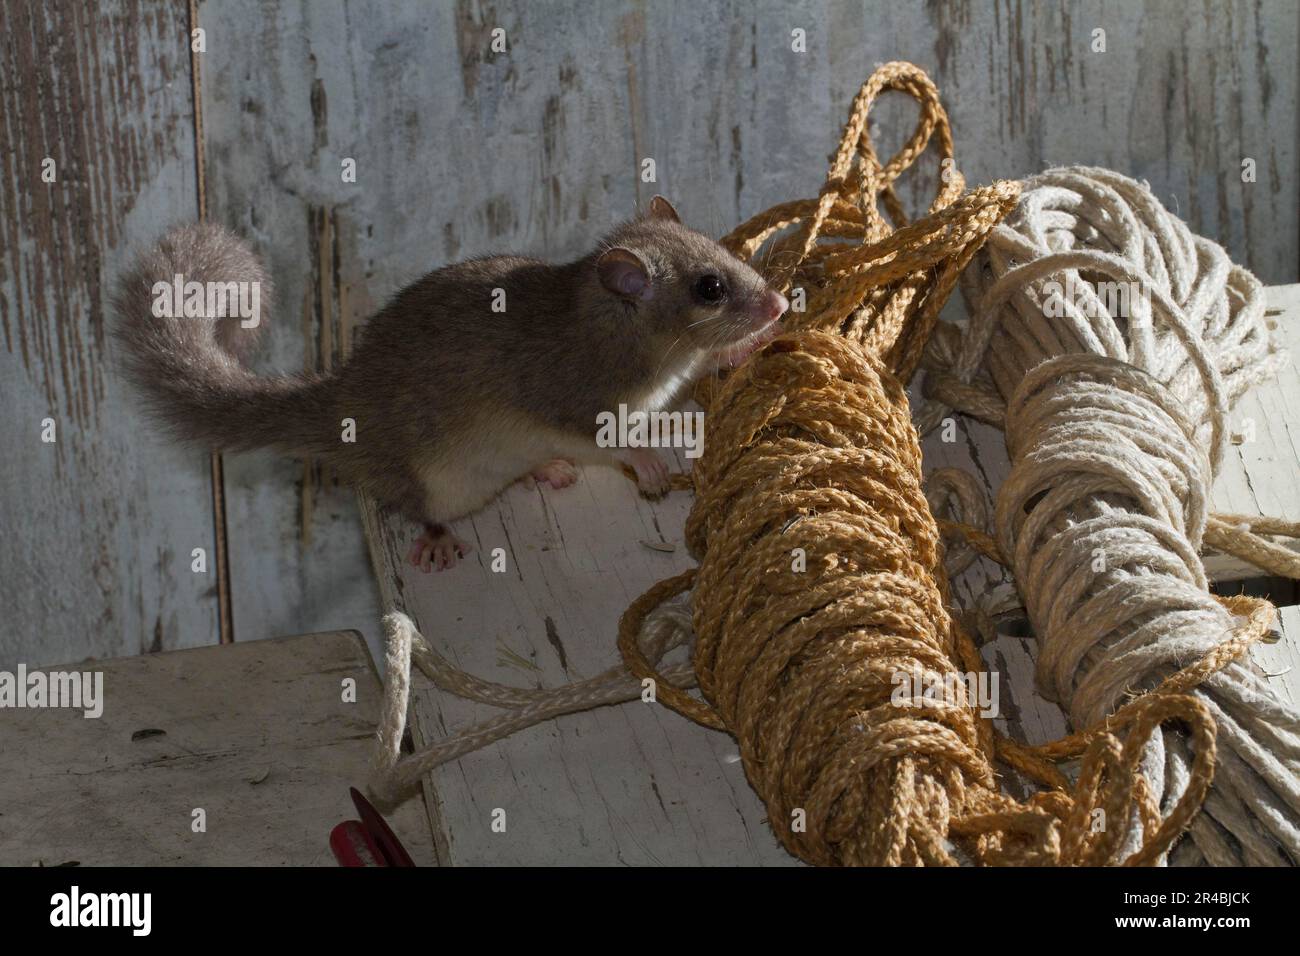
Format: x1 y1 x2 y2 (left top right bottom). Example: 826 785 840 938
716 61 1018 384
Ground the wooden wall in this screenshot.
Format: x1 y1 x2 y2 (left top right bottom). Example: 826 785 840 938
2 0 1297 668
0 2 218 666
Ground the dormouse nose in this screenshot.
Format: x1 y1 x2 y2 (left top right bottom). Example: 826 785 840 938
764 289 790 321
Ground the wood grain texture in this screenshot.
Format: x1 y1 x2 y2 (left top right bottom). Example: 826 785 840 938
829 0 1299 285
0 0 219 668
0 631 439 866
1204 284 1300 581
196 1 386 645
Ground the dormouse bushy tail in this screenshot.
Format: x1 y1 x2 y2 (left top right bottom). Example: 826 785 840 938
114 223 332 454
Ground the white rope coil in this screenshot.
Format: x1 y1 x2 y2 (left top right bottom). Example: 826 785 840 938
920 166 1299 865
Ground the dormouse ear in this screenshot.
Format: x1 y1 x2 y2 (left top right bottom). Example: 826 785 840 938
596 247 653 300
647 195 680 223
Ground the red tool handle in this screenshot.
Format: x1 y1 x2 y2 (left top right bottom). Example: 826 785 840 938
330 820 385 867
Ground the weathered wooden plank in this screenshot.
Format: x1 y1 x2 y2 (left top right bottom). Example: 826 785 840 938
1204 284 1300 581
196 2 387 645
1257 604 1300 713
0 631 438 866
0 1 219 668
826 0 1299 285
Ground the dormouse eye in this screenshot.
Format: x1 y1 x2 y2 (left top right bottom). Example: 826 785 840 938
693 274 727 304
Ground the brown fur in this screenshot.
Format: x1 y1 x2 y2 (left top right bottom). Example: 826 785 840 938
114 204 781 527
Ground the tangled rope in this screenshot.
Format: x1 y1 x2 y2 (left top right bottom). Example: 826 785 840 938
366 64 1241 866
919 167 1300 865
619 64 1231 866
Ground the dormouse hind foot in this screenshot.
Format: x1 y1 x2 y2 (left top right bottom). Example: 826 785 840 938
529 458 579 489
407 523 471 573
621 447 672 497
